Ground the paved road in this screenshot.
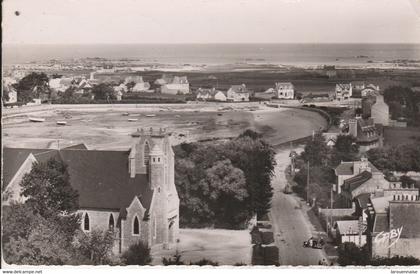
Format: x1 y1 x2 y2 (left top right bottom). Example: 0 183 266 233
269 148 328 266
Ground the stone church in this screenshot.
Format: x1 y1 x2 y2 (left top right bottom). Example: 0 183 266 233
3 128 179 254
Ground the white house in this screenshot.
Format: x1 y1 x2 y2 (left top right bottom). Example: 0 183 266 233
335 83 353 101
334 220 367 247
274 82 294 99
227 84 250 102
196 88 227 101
161 76 190 95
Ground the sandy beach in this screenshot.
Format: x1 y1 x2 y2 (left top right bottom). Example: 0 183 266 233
2 103 327 150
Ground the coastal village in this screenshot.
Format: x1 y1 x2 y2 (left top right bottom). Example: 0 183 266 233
2 60 420 266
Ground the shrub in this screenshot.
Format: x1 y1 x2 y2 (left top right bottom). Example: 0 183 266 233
121 242 152 265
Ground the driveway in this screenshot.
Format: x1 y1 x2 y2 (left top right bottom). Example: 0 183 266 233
269 148 328 265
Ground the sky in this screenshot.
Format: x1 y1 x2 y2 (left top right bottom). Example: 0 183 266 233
2 0 420 44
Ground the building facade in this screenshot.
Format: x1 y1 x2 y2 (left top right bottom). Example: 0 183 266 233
227 84 250 102
3 128 180 254
274 82 294 99
335 83 353 101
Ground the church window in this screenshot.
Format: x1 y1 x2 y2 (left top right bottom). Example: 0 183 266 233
84 213 90 231
109 214 114 230
133 216 140 235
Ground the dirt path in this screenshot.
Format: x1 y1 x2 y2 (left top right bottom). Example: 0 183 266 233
270 148 328 266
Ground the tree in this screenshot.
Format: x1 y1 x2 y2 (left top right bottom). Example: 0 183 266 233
126 81 136 92
12 72 50 103
337 242 369 266
2 203 77 265
91 83 116 100
73 229 115 265
200 159 249 227
20 158 79 217
3 157 82 265
121 242 152 265
301 131 329 167
330 135 359 166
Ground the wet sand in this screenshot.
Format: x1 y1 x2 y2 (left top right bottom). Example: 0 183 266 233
2 104 327 150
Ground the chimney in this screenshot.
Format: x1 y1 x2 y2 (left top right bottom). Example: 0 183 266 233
129 146 136 178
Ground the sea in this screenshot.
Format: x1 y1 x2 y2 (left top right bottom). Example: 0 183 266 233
3 43 420 66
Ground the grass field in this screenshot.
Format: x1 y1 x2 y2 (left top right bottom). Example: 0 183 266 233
2 103 327 150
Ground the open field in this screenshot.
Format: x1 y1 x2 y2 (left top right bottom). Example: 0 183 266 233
151 228 251 265
2 103 327 150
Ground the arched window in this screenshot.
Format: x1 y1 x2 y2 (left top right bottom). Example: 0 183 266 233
109 214 114 230
144 141 150 166
133 216 140 235
84 213 90 231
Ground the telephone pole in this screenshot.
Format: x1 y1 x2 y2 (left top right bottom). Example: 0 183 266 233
306 161 310 205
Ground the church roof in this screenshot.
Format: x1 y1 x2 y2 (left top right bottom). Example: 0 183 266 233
3 146 154 212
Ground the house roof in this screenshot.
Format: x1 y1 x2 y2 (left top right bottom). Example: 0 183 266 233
2 147 54 190
335 162 354 176
373 213 389 233
371 196 393 214
336 83 352 90
355 193 371 209
335 220 360 235
275 82 294 89
3 146 154 212
343 170 372 193
229 84 248 94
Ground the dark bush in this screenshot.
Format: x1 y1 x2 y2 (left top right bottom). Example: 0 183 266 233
121 242 152 265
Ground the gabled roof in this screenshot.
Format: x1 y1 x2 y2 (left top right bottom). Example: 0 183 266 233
355 193 371 209
336 83 352 90
335 220 360 235
2 147 54 189
343 170 372 192
335 162 354 176
3 146 154 212
229 84 248 94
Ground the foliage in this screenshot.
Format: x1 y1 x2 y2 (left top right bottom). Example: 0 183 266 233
338 242 420 266
367 143 420 172
20 158 79 217
73 229 115 265
121 242 152 265
337 242 370 266
162 253 219 266
174 130 275 228
91 83 116 100
12 72 50 103
400 175 418 188
293 165 335 207
300 131 329 166
383 85 420 126
3 206 75 265
126 81 136 92
162 253 185 265
3 158 83 265
330 135 359 166
2 203 79 265
370 256 420 266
